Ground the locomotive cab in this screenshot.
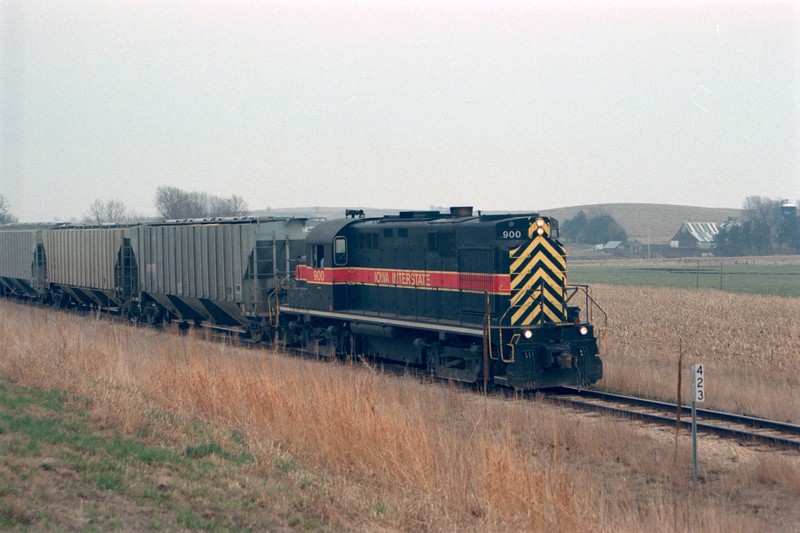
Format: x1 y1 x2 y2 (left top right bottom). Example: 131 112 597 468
293 217 361 311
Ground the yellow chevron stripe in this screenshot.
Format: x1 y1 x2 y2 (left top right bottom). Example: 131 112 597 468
510 237 566 273
508 229 569 325
510 269 564 306
510 251 565 291
543 293 566 313
511 295 564 325
509 240 538 272
510 244 566 275
511 294 536 324
540 285 565 309
519 304 563 326
519 306 539 325
511 291 565 321
510 271 545 306
510 248 565 282
520 308 538 327
536 237 566 264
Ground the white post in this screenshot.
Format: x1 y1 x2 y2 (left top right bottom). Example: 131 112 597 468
691 364 705 486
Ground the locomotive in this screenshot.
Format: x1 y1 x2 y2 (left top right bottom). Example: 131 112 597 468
285 207 603 389
0 208 604 390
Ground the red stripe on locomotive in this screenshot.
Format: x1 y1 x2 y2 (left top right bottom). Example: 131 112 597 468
296 265 511 295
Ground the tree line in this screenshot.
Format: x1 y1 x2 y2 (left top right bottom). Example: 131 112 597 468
714 196 799 255
557 196 799 255
3 190 798 255
152 186 248 220
0 187 250 225
0 194 18 224
560 210 628 244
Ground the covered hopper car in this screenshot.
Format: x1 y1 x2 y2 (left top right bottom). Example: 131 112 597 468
128 217 308 337
0 226 48 299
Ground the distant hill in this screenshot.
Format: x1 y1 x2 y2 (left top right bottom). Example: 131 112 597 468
541 203 742 243
252 203 743 244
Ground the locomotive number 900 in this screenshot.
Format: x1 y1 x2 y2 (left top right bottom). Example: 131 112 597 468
500 229 523 240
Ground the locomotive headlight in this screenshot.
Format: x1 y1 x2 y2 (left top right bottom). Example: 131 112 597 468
536 227 545 236
579 326 589 336
523 329 533 339
536 218 545 227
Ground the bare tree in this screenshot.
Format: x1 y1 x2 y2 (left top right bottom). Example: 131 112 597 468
0 194 19 224
155 186 248 219
228 194 249 216
83 198 131 224
743 196 781 226
742 195 783 248
155 186 208 219
208 194 249 217
126 210 149 223
155 186 191 219
208 196 230 218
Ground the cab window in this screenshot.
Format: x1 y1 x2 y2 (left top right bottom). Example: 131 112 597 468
334 237 347 266
312 245 325 268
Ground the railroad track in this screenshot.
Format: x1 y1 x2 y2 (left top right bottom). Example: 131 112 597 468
544 387 800 451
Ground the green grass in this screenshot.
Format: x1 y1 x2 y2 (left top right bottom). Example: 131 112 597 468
0 378 335 531
569 262 800 296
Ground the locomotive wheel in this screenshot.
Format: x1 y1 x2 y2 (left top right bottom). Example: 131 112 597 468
323 342 336 358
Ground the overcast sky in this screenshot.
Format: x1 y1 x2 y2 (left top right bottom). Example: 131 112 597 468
1 0 798 222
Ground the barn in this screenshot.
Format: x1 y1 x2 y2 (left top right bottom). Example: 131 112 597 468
669 222 719 252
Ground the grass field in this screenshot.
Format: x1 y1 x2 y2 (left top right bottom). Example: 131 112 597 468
2 299 800 531
0 380 292 530
569 257 800 297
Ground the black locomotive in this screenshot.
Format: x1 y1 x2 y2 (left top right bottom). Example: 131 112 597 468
0 208 604 390
283 207 603 389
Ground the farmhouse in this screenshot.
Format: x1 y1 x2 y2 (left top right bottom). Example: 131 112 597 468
594 240 644 258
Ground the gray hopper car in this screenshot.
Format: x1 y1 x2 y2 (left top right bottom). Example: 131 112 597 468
0 228 47 298
129 217 310 336
42 225 135 310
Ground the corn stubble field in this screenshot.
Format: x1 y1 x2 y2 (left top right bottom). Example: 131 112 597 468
1 285 799 531
593 284 800 424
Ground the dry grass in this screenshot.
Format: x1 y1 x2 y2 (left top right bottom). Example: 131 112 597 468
591 285 800 423
1 300 799 531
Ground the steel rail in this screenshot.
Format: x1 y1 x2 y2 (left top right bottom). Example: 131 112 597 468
545 387 800 451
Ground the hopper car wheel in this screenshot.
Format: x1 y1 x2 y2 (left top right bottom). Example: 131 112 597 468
54 292 70 309
125 302 141 323
142 303 165 326
426 352 440 375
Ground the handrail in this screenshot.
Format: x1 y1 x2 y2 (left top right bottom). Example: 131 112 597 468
266 275 292 327
565 284 607 354
492 284 608 358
